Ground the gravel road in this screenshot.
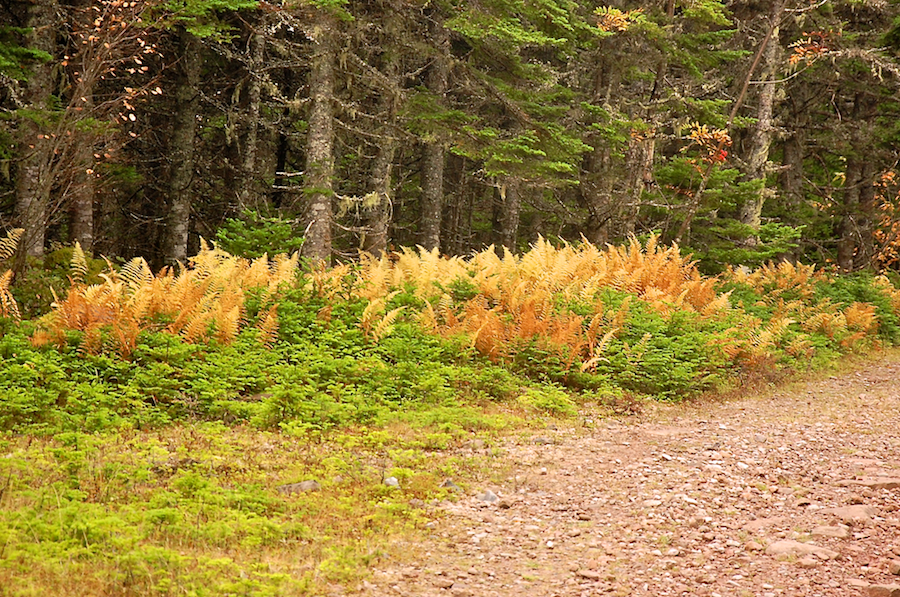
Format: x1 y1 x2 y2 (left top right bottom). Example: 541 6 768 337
359 353 900 597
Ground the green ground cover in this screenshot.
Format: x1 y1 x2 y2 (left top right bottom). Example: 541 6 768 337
2 240 900 595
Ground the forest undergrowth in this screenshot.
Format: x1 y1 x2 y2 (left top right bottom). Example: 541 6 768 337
2 231 900 596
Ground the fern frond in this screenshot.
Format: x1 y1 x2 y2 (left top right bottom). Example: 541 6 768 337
257 304 279 347
182 308 214 343
70 241 88 284
0 229 23 262
215 304 242 344
360 297 386 338
418 301 438 331
580 328 618 372
120 257 153 290
372 306 405 342
0 269 19 321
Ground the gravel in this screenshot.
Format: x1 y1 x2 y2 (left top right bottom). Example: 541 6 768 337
360 354 900 596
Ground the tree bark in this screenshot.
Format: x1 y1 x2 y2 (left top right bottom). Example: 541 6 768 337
442 154 464 254
780 131 803 204
363 25 399 257
65 0 97 253
301 11 337 266
164 29 202 264
853 159 877 270
419 16 449 252
69 94 94 253
363 133 395 256
621 135 655 237
837 158 862 272
496 180 520 253
14 0 58 260
580 47 619 245
237 25 265 213
738 23 781 238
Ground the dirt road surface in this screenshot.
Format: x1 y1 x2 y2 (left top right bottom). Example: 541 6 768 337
358 353 900 597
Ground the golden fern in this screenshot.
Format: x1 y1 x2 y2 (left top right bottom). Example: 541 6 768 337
0 269 19 321
70 241 88 284
360 296 387 338
257 304 279 347
372 306 405 342
0 228 23 262
580 328 618 372
119 256 154 290
0 229 22 321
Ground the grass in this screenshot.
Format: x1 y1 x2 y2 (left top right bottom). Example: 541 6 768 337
4 236 900 594
0 419 533 596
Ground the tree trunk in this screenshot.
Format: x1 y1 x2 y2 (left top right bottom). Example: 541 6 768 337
363 138 395 256
69 93 94 253
837 158 862 272
496 180 520 253
780 131 804 204
14 0 58 261
363 31 399 257
442 154 464 254
419 16 449 252
237 26 266 213
580 143 612 246
580 49 619 245
66 0 97 253
164 29 202 264
854 159 877 270
302 12 337 266
738 23 781 238
621 135 655 237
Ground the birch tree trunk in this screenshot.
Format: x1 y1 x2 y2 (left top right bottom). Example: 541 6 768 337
164 29 202 264
301 11 337 266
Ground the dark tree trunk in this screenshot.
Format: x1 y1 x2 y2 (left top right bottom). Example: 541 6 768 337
496 180 520 253
854 159 877 270
580 143 612 246
621 135 655 237
66 0 96 253
164 29 202 264
363 138 395 256
363 29 399 257
419 16 449 252
780 131 804 204
580 48 622 245
14 0 58 261
301 12 337 266
837 158 862 272
442 155 462 255
237 26 265 213
69 94 94 253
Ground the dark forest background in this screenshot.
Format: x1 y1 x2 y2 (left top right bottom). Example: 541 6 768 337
3 0 900 274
